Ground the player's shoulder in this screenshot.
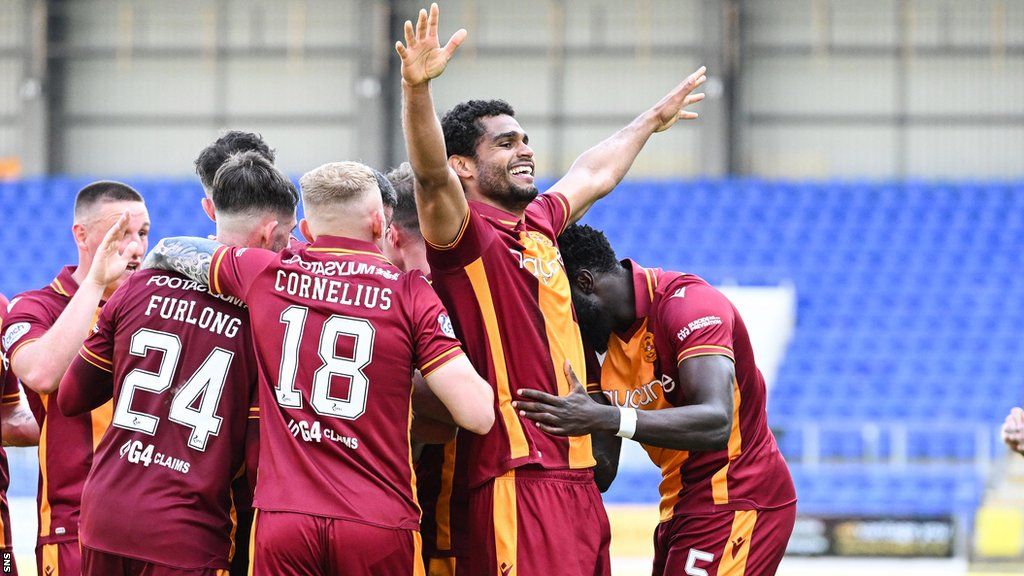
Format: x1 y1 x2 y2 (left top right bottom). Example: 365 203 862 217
654 270 730 312
396 268 433 294
5 284 64 317
117 268 199 297
525 191 569 234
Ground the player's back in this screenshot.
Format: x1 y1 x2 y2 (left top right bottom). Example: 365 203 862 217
211 236 464 530
79 269 256 570
653 272 792 514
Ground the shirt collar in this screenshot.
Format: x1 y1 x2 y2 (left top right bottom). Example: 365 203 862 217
50 266 80 299
306 235 391 263
627 259 655 321
469 199 525 231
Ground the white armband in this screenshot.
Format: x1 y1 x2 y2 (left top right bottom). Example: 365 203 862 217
616 406 638 439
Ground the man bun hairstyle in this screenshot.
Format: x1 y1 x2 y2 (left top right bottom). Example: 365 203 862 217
211 150 298 217
195 130 276 192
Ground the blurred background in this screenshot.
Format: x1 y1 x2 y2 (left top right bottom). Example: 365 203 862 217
1 1 1023 575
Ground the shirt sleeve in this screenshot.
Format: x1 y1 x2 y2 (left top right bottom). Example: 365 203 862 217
407 274 467 377
209 246 279 301
58 291 121 416
424 206 494 272
657 282 737 366
526 191 572 238
2 294 57 365
78 292 118 373
0 296 20 406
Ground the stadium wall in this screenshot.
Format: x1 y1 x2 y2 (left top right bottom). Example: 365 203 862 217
1 0 1022 179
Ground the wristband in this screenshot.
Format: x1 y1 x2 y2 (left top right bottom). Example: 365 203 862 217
616 406 638 439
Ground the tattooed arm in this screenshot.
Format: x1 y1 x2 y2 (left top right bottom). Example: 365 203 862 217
2 398 39 447
142 236 221 285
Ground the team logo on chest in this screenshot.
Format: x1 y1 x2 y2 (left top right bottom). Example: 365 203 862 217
642 332 658 363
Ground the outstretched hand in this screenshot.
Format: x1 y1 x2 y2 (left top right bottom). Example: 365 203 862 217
652 65 708 132
514 361 616 437
395 3 467 87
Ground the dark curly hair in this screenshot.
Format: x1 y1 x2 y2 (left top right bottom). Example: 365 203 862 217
558 224 620 282
441 99 516 159
195 131 276 192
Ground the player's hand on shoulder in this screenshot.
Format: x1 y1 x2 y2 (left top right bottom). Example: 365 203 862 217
395 3 467 86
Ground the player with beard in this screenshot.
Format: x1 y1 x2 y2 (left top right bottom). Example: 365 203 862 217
516 224 796 576
2 181 148 576
57 152 297 576
396 4 706 575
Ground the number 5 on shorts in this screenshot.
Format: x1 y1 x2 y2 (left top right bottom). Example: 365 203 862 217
685 548 714 576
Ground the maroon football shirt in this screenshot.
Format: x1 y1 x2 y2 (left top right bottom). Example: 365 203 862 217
0 294 22 551
59 269 258 570
417 340 604 561
600 261 796 520
1 266 112 546
424 192 595 487
209 235 465 530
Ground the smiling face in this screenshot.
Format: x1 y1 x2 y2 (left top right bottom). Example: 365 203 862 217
470 114 538 213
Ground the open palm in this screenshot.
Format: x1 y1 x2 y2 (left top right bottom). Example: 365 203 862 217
395 3 467 87
653 66 708 133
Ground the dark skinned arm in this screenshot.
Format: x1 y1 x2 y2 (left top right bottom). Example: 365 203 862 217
588 390 621 492
514 356 734 453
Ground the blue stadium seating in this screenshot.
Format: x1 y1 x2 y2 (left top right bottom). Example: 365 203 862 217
1 177 1018 520
582 179 1017 520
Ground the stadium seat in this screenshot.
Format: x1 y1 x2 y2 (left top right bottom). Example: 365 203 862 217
3 178 1016 519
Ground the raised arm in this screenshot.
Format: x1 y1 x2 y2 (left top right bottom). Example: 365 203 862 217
11 213 138 395
553 66 707 224
142 236 221 285
396 3 470 247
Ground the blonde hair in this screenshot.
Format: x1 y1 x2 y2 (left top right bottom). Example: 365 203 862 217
299 161 384 240
300 161 378 209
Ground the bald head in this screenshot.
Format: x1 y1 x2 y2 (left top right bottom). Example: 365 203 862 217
299 161 387 243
